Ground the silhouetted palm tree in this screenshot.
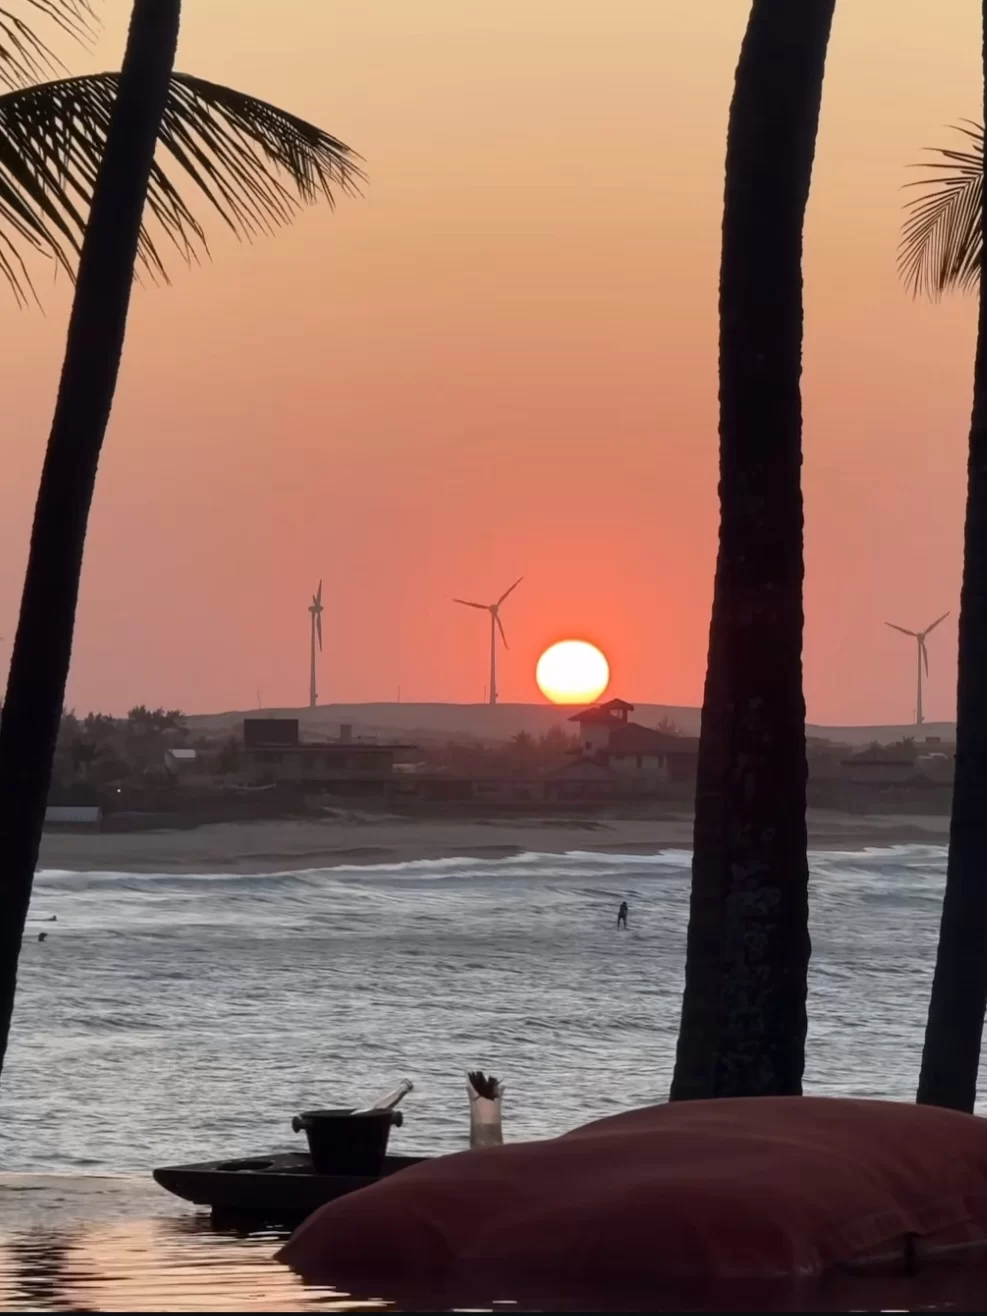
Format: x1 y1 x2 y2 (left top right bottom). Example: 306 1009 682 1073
898 57 987 1110
669 0 837 1101
899 124 983 298
0 0 363 1081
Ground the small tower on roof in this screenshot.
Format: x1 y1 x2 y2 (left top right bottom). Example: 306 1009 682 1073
568 698 635 753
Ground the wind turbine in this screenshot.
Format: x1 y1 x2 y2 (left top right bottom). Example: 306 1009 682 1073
454 578 523 706
885 611 949 727
308 581 324 709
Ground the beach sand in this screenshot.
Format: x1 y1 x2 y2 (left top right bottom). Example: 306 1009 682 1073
37 808 950 874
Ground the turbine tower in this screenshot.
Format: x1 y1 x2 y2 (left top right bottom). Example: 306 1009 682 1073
885 611 949 726
454 577 523 706
308 581 323 709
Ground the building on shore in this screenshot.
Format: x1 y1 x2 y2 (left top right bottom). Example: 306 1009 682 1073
239 718 417 791
163 746 211 787
567 698 698 789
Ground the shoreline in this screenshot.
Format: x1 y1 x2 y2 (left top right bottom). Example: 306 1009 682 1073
35 809 951 875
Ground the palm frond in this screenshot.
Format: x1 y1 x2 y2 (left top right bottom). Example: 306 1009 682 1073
0 2 94 90
0 69 364 302
900 121 983 300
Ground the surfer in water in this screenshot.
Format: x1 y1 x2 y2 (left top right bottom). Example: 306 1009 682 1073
617 900 628 930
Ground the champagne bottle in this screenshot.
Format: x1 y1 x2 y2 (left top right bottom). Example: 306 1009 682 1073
354 1078 414 1114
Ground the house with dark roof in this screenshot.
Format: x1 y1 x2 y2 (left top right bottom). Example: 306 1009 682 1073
163 746 211 787
239 718 417 790
568 699 698 787
570 698 636 754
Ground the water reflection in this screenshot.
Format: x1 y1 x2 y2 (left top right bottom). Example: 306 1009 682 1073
0 1215 389 1312
0 1177 389 1314
3 1233 98 1312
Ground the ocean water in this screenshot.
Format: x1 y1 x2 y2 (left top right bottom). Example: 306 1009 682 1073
0 844 953 1175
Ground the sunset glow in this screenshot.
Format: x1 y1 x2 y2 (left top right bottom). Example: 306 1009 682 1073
0 1 974 722
536 641 610 705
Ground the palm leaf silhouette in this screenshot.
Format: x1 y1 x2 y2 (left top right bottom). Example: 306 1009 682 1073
900 121 983 299
0 71 364 302
0 1 95 91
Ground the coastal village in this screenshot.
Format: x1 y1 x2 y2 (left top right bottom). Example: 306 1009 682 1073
44 695 957 830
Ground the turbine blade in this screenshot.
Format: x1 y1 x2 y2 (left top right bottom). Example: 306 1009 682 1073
923 611 950 637
453 599 487 610
922 639 929 676
496 613 508 649
317 613 323 650
316 580 323 606
497 576 524 606
885 622 918 637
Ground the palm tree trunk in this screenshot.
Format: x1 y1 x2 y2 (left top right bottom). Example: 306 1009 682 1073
0 0 182 1082
916 0 987 1114
669 0 836 1101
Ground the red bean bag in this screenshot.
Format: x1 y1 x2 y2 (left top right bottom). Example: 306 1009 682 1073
278 1097 987 1307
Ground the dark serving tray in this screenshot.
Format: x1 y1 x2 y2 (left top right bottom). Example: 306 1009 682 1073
153 1151 426 1225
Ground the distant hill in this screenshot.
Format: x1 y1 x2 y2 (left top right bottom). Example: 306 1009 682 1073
187 703 955 749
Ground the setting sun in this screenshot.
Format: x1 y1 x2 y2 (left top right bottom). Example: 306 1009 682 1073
536 640 610 706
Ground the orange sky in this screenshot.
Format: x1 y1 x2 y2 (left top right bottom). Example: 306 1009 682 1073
0 0 980 721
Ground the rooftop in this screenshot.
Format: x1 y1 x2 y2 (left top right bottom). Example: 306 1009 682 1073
545 756 618 780
569 697 636 725
245 741 417 753
607 724 694 755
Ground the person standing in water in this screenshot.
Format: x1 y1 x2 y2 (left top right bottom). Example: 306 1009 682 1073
617 901 628 930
